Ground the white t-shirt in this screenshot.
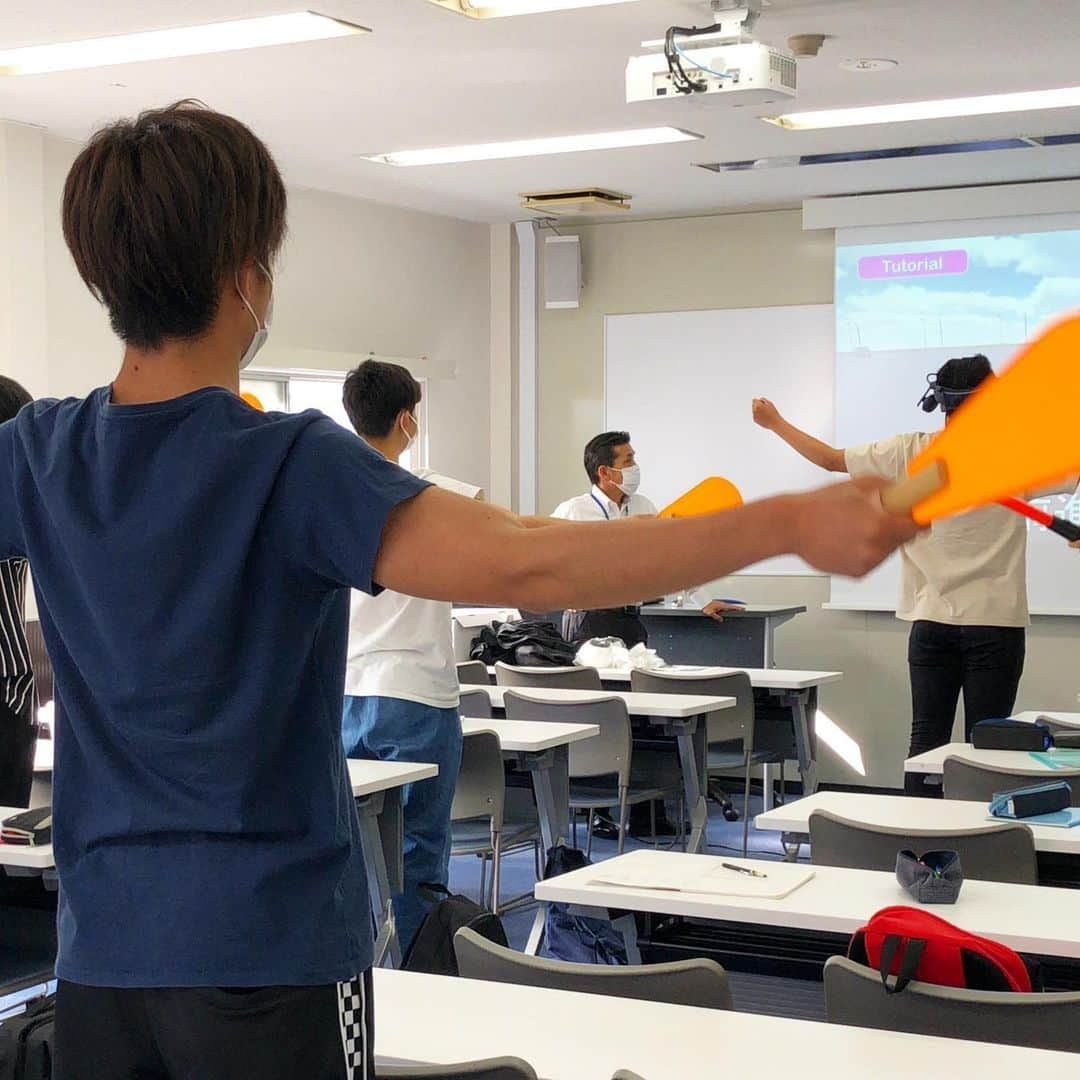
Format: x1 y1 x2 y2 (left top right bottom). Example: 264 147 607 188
344 469 483 708
845 433 1029 627
551 484 658 521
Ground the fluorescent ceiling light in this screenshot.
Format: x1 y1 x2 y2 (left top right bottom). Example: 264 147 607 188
766 85 1080 131
365 127 701 166
0 12 367 76
428 0 639 18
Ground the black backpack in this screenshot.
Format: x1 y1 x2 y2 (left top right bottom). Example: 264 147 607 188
0 991 55 1080
401 885 508 977
469 620 576 668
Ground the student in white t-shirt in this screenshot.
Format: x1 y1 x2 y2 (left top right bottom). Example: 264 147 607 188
340 360 481 951
753 355 1031 795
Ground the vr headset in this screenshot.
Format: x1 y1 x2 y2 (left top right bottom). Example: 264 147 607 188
918 374 980 415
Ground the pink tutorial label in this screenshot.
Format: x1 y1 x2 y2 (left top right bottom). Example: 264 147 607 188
858 249 968 279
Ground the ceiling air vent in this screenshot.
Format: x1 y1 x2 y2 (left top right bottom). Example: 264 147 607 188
520 188 631 216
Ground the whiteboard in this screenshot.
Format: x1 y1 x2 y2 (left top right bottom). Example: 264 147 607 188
604 305 834 575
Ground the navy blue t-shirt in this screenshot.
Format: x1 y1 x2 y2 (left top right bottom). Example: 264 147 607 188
0 386 429 987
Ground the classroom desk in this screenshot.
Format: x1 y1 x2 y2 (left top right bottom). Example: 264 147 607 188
754 791 1080 856
1015 710 1080 730
3 761 438 969
535 848 1080 961
639 603 808 668
459 717 598 854
590 665 842 803
373 969 1080 1080
475 686 734 855
905 742 1068 776
347 759 438 968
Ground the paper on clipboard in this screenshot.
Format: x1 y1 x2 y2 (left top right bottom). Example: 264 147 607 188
587 853 815 901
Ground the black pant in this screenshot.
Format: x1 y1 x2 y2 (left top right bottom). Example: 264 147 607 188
0 699 36 808
54 970 374 1080
905 620 1026 796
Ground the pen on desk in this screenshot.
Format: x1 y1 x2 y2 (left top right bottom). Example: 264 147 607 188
721 862 767 879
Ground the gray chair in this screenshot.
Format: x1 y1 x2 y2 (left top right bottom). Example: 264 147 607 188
808 809 1038 885
377 1060 537 1080
503 690 680 855
943 756 1080 805
450 730 541 913
458 689 493 719
494 662 602 691
457 661 491 686
455 926 733 1010
631 669 782 856
824 956 1080 1053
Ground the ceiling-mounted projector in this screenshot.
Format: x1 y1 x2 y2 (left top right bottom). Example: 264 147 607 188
626 41 796 105
627 2 796 107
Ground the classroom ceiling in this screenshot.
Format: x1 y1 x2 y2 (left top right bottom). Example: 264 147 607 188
2 1 1080 223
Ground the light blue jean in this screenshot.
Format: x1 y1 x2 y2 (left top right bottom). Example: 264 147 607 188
342 695 463 954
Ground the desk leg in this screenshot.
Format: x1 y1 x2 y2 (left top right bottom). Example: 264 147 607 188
675 717 709 855
761 764 775 811
786 689 819 797
529 745 569 855
525 908 546 957
355 791 402 969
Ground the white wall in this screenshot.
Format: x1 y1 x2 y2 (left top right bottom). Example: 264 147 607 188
537 209 1080 789
12 130 492 493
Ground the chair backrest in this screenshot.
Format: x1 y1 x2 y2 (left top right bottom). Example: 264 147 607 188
455 927 733 1011
457 661 492 686
824 956 1080 1053
459 689 493 720
376 1059 538 1080
494 662 602 691
808 810 1038 885
943 756 1080 805
451 730 505 832
630 669 752 746
502 691 631 784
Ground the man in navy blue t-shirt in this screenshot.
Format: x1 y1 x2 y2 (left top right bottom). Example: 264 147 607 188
0 102 915 1078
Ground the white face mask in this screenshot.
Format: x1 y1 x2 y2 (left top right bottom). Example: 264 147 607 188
400 412 418 452
237 261 273 370
615 464 641 497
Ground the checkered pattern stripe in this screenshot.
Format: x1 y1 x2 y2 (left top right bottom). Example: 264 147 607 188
337 975 369 1079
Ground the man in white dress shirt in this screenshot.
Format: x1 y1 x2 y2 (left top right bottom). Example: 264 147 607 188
552 431 658 646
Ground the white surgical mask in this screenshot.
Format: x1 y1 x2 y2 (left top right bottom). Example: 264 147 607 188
615 464 641 497
237 261 273 370
400 412 418 452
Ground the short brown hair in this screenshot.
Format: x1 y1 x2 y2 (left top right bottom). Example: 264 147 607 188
62 100 287 350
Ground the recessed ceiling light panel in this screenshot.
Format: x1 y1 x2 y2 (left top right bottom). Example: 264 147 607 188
363 127 702 167
426 0 639 17
766 85 1080 130
0 12 367 76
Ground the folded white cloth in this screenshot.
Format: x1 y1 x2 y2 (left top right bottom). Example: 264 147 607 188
575 639 667 673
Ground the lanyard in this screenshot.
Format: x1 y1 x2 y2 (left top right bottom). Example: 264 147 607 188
589 493 610 520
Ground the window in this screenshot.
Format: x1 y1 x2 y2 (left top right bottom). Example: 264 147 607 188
240 368 428 471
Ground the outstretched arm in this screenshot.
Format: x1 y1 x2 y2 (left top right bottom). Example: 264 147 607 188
752 398 848 474
373 480 917 612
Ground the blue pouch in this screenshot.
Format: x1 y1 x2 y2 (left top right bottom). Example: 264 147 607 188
988 780 1071 819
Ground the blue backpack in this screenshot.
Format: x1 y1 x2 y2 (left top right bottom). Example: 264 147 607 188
540 845 628 966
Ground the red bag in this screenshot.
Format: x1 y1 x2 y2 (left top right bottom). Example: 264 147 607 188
848 906 1033 994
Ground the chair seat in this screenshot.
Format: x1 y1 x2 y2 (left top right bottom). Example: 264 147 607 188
451 816 539 857
568 778 670 809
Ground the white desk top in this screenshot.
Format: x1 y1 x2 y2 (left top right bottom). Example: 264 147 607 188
535 849 1080 959
373 969 1079 1080
590 666 843 691
480 685 734 718
347 758 438 798
755 791 1080 855
0 806 53 869
33 739 52 773
1015 711 1080 730
0 763 437 872
460 717 599 753
905 743 1075 776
